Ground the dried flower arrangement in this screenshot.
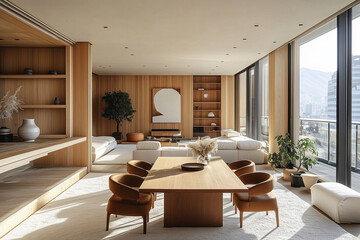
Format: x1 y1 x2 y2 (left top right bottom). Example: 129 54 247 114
187 137 218 158
0 86 23 121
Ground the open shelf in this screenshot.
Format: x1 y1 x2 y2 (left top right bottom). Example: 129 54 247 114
193 101 221 104
0 74 66 79
193 83 221 85
193 125 221 128
194 109 221 111
194 118 220 119
19 105 66 109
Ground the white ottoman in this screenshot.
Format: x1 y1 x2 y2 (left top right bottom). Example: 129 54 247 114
311 182 360 223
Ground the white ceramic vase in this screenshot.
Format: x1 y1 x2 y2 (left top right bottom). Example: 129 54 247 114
18 119 40 142
301 174 319 192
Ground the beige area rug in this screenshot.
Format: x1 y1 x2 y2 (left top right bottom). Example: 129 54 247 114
2 172 358 240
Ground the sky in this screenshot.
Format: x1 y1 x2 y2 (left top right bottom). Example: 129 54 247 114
300 16 360 73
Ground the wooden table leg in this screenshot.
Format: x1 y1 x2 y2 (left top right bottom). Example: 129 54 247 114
164 192 223 227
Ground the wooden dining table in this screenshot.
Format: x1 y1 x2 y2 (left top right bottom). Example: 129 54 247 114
139 156 247 227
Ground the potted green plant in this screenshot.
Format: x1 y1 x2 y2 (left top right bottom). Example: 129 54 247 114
290 137 318 187
268 133 295 180
101 90 136 140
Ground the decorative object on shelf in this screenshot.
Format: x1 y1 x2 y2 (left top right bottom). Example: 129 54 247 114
54 97 60 105
102 90 136 140
181 163 205 171
24 68 33 75
194 105 199 110
197 88 205 90
210 122 216 126
203 93 208 98
0 86 23 142
152 88 181 123
18 118 40 142
187 137 218 165
208 112 215 118
48 70 58 75
301 174 319 192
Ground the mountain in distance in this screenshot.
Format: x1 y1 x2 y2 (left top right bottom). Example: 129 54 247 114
300 68 333 104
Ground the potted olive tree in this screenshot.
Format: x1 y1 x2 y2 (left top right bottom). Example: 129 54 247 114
268 133 295 180
101 91 136 140
290 137 318 187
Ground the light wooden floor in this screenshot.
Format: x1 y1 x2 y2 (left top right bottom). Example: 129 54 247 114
0 166 87 238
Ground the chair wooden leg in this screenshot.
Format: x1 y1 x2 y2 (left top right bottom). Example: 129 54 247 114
240 211 243 228
106 212 111 231
147 213 150 222
266 211 268 215
275 209 279 227
235 206 237 214
142 215 147 234
231 193 233 203
154 192 157 201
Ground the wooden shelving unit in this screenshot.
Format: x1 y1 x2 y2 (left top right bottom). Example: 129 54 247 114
193 76 221 138
0 47 71 138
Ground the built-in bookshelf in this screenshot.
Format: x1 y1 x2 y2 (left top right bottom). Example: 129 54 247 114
0 47 71 138
193 76 221 138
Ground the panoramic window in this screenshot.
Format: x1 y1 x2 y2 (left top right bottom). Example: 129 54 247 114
235 71 247 135
298 18 337 181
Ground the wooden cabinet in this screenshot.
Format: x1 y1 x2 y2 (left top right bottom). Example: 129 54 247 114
0 47 72 138
193 76 221 138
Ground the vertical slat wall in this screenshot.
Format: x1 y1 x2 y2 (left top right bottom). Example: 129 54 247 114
269 45 289 153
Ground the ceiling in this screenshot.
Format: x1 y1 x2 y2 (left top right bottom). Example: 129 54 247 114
8 0 356 75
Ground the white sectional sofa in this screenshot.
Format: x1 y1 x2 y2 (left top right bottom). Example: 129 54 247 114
133 132 265 164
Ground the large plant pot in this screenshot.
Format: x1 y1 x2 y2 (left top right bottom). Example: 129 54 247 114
18 119 40 142
291 172 305 188
301 174 318 192
112 132 123 140
127 132 144 142
283 168 297 181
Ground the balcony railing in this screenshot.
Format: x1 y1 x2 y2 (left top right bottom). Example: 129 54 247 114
300 118 360 171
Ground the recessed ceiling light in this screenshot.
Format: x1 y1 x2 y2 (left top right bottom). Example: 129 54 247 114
216 66 219 67
124 46 128 49
254 24 259 27
258 53 261 55
243 38 247 40
233 46 237 49
165 65 168 67
14 38 20 40
130 54 134 56
226 53 229 55
142 65 146 67
108 65 111 67
103 26 109 29
299 23 303 26
221 61 224 63
273 41 277 43
187 65 190 67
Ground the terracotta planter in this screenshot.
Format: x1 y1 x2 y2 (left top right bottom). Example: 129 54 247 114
301 174 318 192
127 132 145 142
283 168 297 181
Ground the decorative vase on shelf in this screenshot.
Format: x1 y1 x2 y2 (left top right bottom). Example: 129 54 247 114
54 97 60 105
197 154 211 165
18 119 40 142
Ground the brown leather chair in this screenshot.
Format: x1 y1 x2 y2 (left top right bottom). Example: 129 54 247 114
233 172 279 228
127 160 152 177
228 160 256 205
106 174 153 234
127 160 157 205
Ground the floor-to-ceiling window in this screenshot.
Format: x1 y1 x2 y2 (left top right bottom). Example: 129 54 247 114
235 57 269 143
298 18 337 181
235 71 247 135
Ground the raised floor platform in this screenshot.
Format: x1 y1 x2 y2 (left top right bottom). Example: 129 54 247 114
0 166 87 238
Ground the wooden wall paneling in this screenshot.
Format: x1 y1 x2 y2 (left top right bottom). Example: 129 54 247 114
93 75 193 138
221 75 235 130
269 45 289 153
91 73 98 136
66 45 73 137
72 42 92 168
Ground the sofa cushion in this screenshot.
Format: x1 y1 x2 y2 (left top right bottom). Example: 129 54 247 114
136 141 161 150
216 140 237 150
231 136 264 150
221 129 241 137
161 147 190 157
